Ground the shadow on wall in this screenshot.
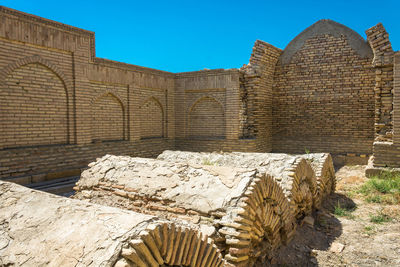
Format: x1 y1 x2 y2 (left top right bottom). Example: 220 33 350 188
261 193 355 266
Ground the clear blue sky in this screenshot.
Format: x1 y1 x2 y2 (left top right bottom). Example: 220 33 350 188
2 0 400 72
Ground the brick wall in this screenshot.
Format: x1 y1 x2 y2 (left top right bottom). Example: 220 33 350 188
1 6 400 180
1 63 68 148
91 93 125 142
0 7 176 183
240 40 281 152
188 96 225 138
366 23 394 142
88 82 128 142
272 20 376 155
174 69 242 151
372 52 400 167
140 97 164 138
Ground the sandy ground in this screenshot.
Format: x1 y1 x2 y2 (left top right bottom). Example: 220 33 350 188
260 165 400 267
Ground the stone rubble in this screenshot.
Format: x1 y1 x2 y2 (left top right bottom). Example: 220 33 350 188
0 180 224 267
158 151 334 217
73 151 336 266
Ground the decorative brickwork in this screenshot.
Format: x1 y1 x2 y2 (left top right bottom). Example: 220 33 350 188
174 69 241 151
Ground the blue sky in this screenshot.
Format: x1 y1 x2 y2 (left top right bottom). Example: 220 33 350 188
2 0 399 72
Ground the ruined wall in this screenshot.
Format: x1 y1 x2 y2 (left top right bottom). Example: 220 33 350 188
372 52 400 167
0 7 175 184
366 23 394 143
272 20 376 155
363 23 398 168
173 40 282 154
239 40 282 152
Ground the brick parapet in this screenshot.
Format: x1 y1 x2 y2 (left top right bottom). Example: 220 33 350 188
94 57 175 77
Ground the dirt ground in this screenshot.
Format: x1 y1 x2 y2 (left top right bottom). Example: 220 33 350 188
262 165 400 267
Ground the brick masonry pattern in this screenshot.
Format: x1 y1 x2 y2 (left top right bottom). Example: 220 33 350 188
0 7 399 182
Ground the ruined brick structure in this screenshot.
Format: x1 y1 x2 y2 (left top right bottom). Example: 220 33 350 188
0 6 399 185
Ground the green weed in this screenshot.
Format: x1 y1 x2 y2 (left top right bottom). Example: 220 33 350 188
202 158 214 165
365 195 382 203
363 225 375 235
358 171 400 204
334 202 356 219
369 210 392 224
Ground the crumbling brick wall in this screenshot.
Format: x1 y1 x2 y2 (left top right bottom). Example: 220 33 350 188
372 52 400 167
239 40 282 153
366 23 394 142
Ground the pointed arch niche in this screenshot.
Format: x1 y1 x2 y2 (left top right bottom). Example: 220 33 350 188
188 96 225 138
140 97 164 139
0 56 70 149
90 92 125 142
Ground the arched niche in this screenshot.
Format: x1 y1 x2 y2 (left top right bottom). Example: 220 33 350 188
0 62 69 149
140 97 164 139
91 92 125 142
188 96 225 138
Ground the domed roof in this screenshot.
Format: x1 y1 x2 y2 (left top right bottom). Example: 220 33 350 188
279 19 373 64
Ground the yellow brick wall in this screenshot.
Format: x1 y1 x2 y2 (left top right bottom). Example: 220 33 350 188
1 63 68 148
140 97 164 138
1 7 400 181
273 34 375 154
0 7 177 181
91 93 125 142
188 97 225 138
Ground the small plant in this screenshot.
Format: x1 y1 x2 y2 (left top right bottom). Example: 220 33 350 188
202 158 213 165
363 225 375 235
369 210 392 224
358 171 400 204
366 195 382 203
305 148 310 154
334 201 356 219
364 225 373 231
345 190 357 199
